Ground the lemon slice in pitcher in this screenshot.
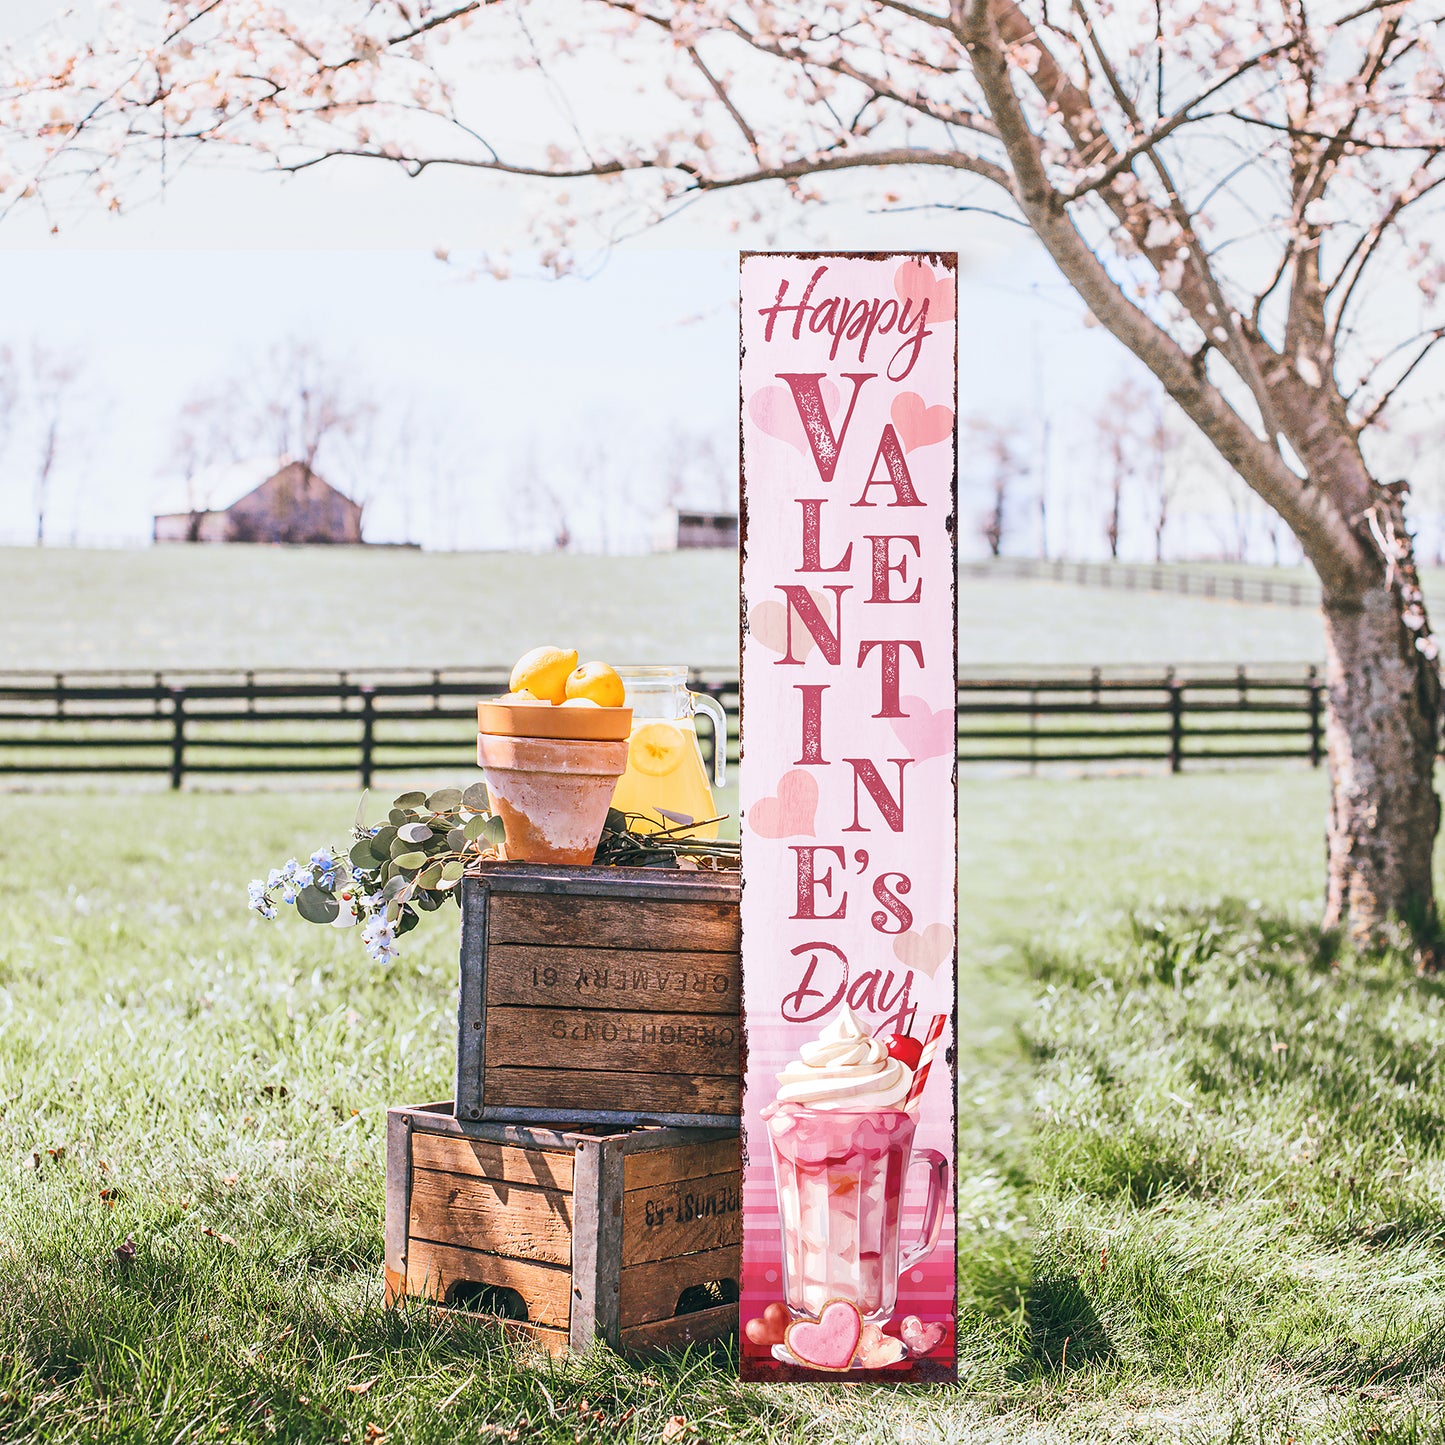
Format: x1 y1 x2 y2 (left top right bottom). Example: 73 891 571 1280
629 721 688 776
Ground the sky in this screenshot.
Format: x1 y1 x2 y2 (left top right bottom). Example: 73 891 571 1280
0 1 1419 561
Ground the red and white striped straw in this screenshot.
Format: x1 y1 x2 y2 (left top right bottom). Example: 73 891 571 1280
903 1013 948 1112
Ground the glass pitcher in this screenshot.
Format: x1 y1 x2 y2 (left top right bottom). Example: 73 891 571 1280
609 665 727 839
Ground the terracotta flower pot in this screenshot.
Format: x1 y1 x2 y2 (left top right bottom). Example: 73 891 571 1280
476 733 629 866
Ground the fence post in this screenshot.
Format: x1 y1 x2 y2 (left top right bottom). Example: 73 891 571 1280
360 686 376 790
1168 677 1184 774
170 688 186 790
1308 665 1323 767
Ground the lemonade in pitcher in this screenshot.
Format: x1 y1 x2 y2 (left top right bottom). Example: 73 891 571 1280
609 666 727 839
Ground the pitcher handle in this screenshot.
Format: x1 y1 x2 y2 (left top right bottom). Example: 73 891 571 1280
689 689 729 788
898 1148 949 1273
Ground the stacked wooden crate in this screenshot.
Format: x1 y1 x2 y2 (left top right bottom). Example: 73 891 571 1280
386 863 742 1354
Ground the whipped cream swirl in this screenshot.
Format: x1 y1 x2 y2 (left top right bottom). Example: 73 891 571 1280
774 1005 913 1110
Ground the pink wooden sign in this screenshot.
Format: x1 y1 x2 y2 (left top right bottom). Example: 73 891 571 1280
738 252 958 1382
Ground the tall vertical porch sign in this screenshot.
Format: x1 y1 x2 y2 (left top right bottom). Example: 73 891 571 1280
738 252 958 1382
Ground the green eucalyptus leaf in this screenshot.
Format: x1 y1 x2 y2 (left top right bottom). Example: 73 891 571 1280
440 859 465 884
395 905 420 935
394 791 427 810
393 850 427 871
482 815 507 850
426 788 463 813
388 808 407 827
397 822 433 845
381 876 410 903
296 887 340 924
349 840 378 870
414 891 444 912
464 814 492 842
371 825 397 854
446 827 468 852
462 781 489 812
417 863 444 888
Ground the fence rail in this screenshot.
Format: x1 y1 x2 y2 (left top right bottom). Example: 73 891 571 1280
960 557 1321 607
0 664 1334 786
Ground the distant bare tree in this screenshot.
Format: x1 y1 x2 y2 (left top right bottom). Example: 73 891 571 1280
1094 378 1178 563
968 417 1029 559
171 339 379 522
28 346 82 546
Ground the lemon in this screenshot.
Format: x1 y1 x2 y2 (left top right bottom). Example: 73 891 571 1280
559 697 600 708
565 660 626 708
509 645 578 705
629 721 687 776
499 689 544 704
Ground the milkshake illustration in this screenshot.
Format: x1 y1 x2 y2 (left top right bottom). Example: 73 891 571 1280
763 1006 949 1323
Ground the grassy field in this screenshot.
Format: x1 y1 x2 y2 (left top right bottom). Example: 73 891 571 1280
0 547 1332 673
3 774 1445 1441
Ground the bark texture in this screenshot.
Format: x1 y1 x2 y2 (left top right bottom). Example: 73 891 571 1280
1321 496 1442 948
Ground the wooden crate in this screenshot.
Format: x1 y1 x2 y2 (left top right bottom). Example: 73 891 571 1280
455 862 741 1128
385 1103 741 1355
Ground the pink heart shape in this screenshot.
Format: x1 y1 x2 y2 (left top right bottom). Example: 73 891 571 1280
890 392 953 453
893 922 954 979
894 259 956 323
747 590 835 660
748 379 839 453
748 769 818 839
855 1323 909 1368
785 1299 862 1372
899 1314 947 1356
888 694 956 763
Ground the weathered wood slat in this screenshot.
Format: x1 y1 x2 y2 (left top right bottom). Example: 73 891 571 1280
619 1245 742 1326
409 1168 574 1266
617 1302 738 1354
485 1007 738 1078
411 1130 575 1191
404 1239 574 1328
621 1171 741 1265
485 944 739 1015
486 894 741 953
622 1136 741 1191
483 1066 739 1117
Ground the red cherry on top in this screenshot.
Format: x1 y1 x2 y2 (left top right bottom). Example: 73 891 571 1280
885 1034 924 1070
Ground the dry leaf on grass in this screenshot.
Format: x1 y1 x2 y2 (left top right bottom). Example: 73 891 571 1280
362 1425 386 1444
201 1226 239 1247
661 1417 690 1442
114 1237 136 1266
346 1378 377 1396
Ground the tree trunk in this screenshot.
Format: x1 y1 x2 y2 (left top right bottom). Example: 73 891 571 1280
1322 576 1441 949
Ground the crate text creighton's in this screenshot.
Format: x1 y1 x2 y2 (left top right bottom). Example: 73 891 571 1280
739 253 959 1382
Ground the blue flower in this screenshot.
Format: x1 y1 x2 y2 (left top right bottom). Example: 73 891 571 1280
247 880 277 921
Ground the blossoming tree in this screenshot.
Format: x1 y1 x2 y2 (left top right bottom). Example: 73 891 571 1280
4 0 1443 946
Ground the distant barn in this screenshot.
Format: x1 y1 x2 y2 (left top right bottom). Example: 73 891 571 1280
154 460 362 545
676 509 739 549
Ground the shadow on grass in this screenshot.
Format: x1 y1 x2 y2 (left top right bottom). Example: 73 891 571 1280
1020 1270 1114 1377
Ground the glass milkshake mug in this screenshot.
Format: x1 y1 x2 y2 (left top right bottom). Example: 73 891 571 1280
765 1104 949 1322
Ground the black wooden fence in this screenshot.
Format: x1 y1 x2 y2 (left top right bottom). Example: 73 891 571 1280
0 664 1329 786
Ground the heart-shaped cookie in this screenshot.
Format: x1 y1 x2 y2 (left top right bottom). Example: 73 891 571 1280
890 392 953 453
784 1299 863 1372
743 1301 791 1348
893 922 954 979
899 1314 947 1356
894 259 956 323
889 694 956 763
855 1322 909 1368
748 768 818 839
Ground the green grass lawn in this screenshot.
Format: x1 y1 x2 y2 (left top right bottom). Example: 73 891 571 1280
0 548 1332 673
3 773 1445 1441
